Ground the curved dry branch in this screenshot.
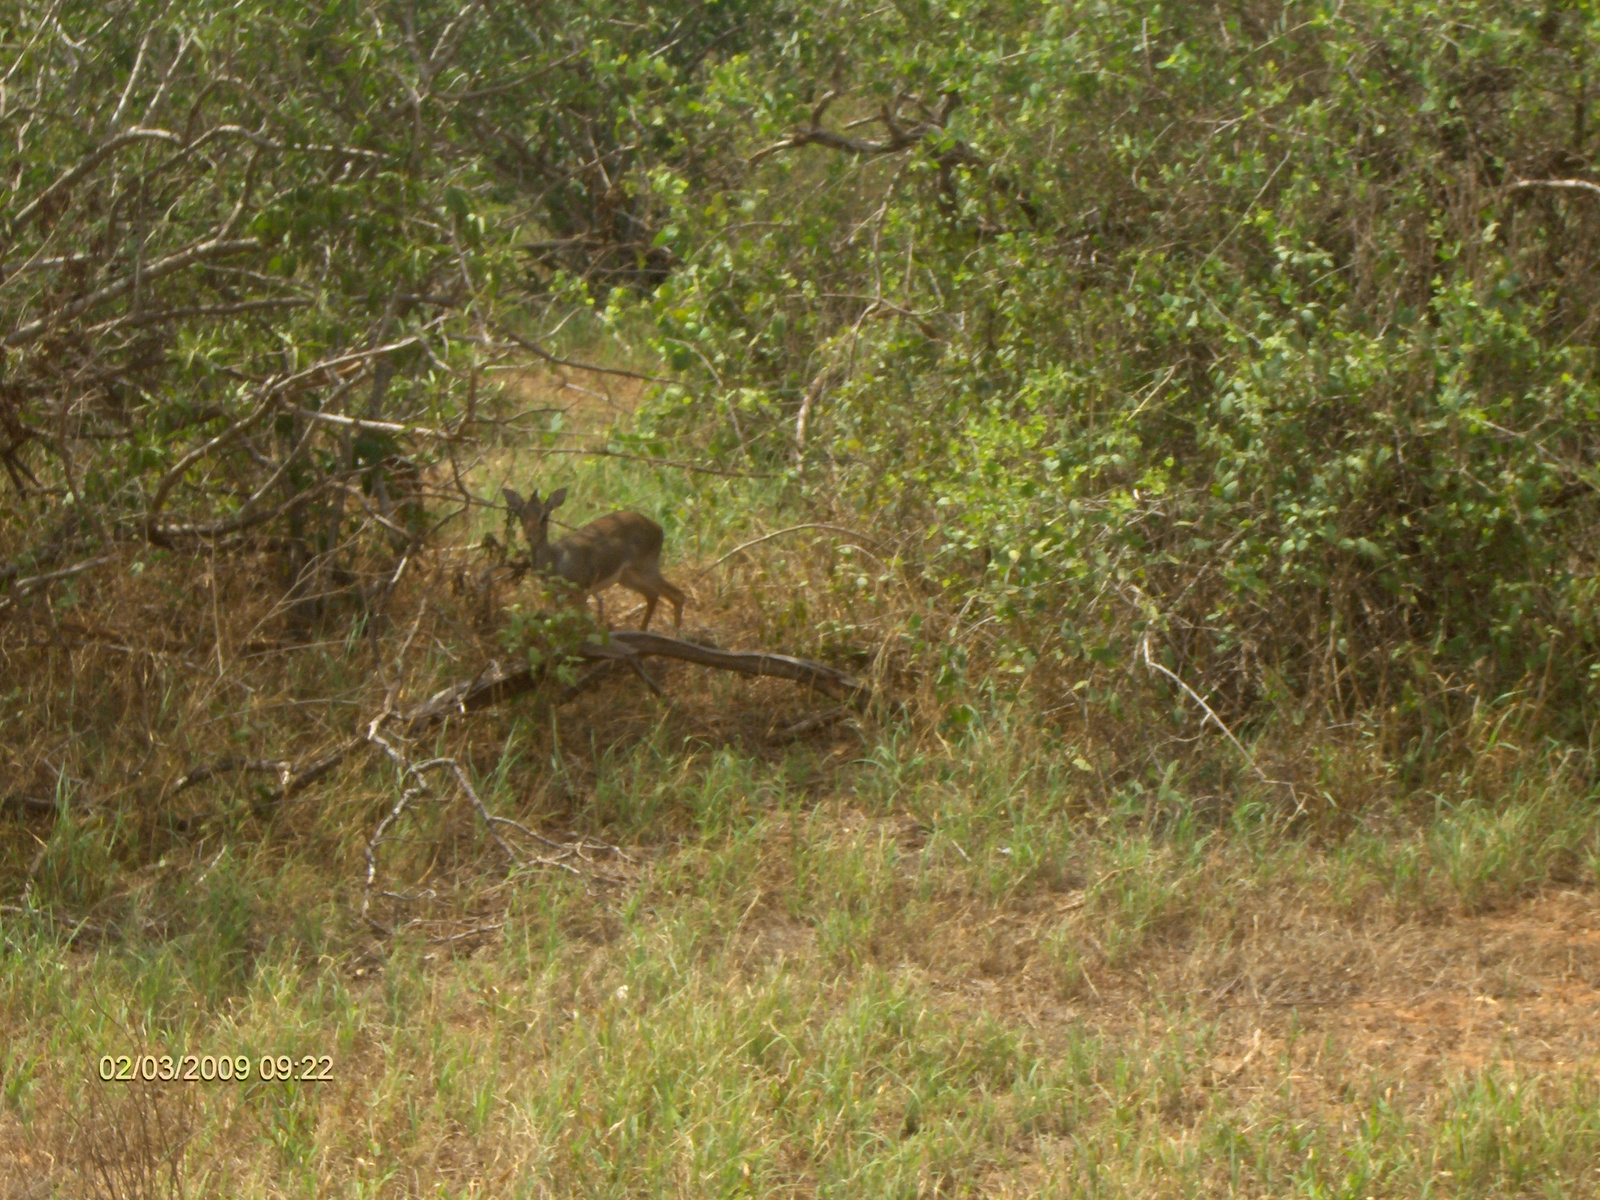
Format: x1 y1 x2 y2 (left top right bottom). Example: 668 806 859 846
167 632 874 820
696 524 883 575
4 236 262 348
7 127 184 238
531 446 781 479
400 631 872 733
1506 177 1600 199
749 91 964 164
610 631 870 699
495 325 678 385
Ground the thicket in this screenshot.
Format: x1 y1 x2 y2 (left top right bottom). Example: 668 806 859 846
632 0 1600 736
7 0 1600 748
0 0 765 629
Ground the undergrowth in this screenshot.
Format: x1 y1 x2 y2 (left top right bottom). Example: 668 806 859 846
3 389 1598 1196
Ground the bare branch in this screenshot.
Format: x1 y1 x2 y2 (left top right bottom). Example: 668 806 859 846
1140 632 1302 814
697 524 883 576
749 92 961 165
169 758 293 796
6 128 183 238
402 631 874 733
147 476 343 542
532 445 780 479
289 407 449 440
0 554 116 612
141 389 283 539
4 236 261 348
85 297 311 334
494 325 679 385
1507 177 1600 199
141 335 425 539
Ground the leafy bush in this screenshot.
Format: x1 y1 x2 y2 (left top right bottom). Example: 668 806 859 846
631 0 1600 721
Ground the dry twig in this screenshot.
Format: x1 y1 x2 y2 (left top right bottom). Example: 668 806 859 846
1139 632 1302 814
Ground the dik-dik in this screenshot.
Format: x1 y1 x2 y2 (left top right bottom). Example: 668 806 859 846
502 485 685 631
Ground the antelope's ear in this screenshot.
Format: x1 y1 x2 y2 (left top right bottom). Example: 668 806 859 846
546 487 568 510
502 487 525 511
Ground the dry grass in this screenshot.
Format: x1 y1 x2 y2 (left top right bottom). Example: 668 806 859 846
3 376 1599 1197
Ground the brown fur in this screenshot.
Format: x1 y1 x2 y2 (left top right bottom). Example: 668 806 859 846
503 486 686 630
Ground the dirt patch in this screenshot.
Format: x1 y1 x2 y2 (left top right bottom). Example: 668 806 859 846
1319 892 1600 1080
927 886 1600 1096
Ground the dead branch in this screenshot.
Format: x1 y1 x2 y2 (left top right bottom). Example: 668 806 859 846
169 758 293 796
401 631 872 732
7 127 184 237
148 476 347 543
158 624 868 932
4 236 263 348
795 366 836 453
164 634 874 840
749 91 963 164
0 554 117 608
139 337 423 541
289 407 450 440
495 325 678 385
771 705 854 741
1 793 59 816
1139 631 1302 815
1507 177 1600 199
85 297 313 334
611 631 871 699
359 746 626 935
530 445 780 479
282 739 363 800
697 524 884 575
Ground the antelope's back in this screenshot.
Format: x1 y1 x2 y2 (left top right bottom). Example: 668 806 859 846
558 511 665 582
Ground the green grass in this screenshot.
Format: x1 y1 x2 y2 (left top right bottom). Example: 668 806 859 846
5 712 1600 1196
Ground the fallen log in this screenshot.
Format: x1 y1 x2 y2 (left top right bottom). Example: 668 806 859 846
400 631 871 734
610 631 867 698
170 633 873 806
